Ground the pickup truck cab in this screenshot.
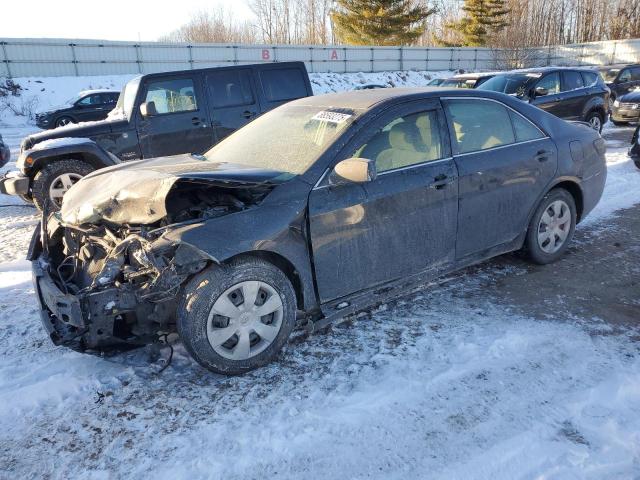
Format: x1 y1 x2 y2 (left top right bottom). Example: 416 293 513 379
0 62 313 210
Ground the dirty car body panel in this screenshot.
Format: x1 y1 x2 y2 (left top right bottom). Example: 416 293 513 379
30 88 607 352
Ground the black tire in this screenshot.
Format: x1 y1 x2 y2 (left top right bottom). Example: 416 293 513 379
31 159 94 211
585 110 604 133
634 159 640 170
55 116 74 128
612 120 629 127
177 256 297 375
524 188 577 265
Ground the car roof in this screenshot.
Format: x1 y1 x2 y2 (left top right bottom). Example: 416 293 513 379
451 72 497 80
286 87 518 110
78 89 119 96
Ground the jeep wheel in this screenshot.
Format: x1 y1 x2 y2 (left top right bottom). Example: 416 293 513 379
585 111 604 133
524 188 577 265
31 159 95 211
55 116 74 128
177 257 296 375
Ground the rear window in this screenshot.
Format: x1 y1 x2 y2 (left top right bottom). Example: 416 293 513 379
562 71 584 91
206 69 254 108
260 68 308 102
581 71 598 86
444 99 515 154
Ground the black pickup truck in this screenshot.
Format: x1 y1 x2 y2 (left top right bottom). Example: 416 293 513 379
0 62 313 210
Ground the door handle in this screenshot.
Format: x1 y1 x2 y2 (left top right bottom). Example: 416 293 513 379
535 149 550 162
430 174 455 190
242 110 256 119
192 117 201 125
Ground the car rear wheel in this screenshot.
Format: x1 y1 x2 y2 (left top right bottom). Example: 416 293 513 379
55 116 74 128
177 257 296 375
585 111 604 132
524 188 576 265
31 159 95 211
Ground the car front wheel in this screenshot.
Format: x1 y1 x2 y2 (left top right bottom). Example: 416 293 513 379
55 116 74 128
524 188 577 265
177 257 297 375
31 159 94 211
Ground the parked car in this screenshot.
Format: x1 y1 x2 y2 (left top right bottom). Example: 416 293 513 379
31 88 606 375
440 73 496 89
597 64 640 109
610 87 640 125
0 134 9 168
35 90 120 129
0 62 312 210
354 84 387 90
426 78 445 86
477 67 609 132
629 125 640 169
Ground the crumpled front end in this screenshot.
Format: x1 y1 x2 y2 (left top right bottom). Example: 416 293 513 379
31 214 210 349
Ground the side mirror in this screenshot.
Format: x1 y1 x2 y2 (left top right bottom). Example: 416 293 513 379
329 158 377 185
139 101 158 117
534 86 549 97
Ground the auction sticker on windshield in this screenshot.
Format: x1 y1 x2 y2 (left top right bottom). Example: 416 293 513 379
312 111 353 123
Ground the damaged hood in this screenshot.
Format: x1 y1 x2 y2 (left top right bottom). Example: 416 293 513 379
60 154 289 226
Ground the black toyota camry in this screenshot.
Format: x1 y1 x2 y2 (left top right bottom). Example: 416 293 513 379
31 88 607 375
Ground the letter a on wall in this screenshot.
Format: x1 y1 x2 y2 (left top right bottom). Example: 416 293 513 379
330 49 338 60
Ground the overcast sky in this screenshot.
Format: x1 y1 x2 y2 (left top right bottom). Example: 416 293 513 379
2 0 255 41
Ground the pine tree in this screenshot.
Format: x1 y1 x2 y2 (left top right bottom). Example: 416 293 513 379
331 0 436 46
445 0 510 46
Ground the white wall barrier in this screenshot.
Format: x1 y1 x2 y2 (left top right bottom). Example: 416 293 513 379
1 37 639 78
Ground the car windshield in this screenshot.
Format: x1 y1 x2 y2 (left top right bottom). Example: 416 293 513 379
112 76 141 120
64 94 82 105
477 73 540 97
202 104 359 176
601 68 620 82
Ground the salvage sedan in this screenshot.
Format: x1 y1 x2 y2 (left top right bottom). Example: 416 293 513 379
30 88 607 375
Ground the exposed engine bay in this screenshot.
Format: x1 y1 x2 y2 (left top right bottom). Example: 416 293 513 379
33 179 273 350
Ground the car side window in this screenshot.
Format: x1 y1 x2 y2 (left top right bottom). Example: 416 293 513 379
78 94 101 106
352 110 445 173
632 67 640 81
562 71 584 91
581 71 598 87
509 111 545 142
260 68 307 102
144 78 198 115
444 99 515 154
206 70 254 108
618 69 632 82
536 73 560 94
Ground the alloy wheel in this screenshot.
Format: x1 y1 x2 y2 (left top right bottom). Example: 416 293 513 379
589 115 602 131
207 280 284 361
537 200 572 254
48 172 83 207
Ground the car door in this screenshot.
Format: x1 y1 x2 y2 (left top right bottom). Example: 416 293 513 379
560 70 586 120
631 67 640 91
308 101 458 303
136 74 214 157
615 68 634 96
74 93 108 122
205 68 260 143
530 72 565 117
442 98 557 260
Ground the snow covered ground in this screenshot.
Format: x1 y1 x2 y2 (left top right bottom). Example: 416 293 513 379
0 75 639 479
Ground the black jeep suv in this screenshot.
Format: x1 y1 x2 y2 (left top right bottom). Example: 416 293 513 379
477 67 609 132
0 62 312 210
35 90 120 129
